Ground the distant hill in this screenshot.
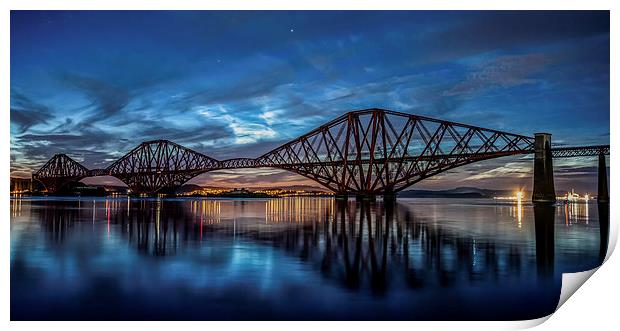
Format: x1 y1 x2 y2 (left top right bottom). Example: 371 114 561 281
176 184 204 194
398 187 520 199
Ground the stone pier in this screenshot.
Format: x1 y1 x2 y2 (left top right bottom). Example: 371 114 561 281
598 153 609 204
532 133 556 204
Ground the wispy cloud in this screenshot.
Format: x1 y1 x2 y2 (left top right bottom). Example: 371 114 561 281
445 54 549 97
59 72 131 123
10 90 54 133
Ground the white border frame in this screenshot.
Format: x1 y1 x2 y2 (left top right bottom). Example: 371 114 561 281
2 1 617 330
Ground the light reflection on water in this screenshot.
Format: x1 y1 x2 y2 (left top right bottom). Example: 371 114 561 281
10 197 606 320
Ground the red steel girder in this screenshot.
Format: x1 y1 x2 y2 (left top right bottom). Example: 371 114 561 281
105 140 219 194
32 154 89 192
254 108 536 194
30 108 610 195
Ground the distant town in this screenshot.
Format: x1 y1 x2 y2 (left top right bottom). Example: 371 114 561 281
9 177 333 198
10 176 599 203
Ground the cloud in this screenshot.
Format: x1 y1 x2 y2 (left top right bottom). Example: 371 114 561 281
10 90 54 133
130 118 234 148
463 161 533 181
204 138 293 160
444 54 550 97
58 72 131 123
180 57 296 106
13 124 118 167
554 166 598 177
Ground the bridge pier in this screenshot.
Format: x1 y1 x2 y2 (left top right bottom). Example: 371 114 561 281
532 133 556 204
349 192 397 202
383 191 396 202
334 193 349 201
355 194 376 202
598 153 609 204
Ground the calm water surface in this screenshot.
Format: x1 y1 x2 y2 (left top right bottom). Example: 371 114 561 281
10 196 607 320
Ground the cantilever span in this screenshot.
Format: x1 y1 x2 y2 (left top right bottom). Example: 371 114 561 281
31 108 609 196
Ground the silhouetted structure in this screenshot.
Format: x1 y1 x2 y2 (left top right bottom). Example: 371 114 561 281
532 133 556 204
105 140 219 194
598 153 609 204
31 108 610 198
32 154 89 193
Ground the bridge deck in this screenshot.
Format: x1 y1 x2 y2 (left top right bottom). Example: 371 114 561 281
31 108 609 194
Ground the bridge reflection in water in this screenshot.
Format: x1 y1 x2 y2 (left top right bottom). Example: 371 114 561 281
10 197 606 320
18 197 609 282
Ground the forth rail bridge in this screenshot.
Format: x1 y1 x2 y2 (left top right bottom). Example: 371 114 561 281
32 108 610 204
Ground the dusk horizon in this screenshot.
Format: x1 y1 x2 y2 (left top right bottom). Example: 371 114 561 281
10 11 609 193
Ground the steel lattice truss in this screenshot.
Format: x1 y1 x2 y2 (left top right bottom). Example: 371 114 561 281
105 140 219 193
31 108 610 194
254 109 535 194
551 145 609 158
32 154 89 192
219 158 257 168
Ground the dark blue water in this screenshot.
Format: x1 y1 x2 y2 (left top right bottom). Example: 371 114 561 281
10 197 606 320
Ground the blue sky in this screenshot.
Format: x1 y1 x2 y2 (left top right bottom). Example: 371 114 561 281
10 11 609 191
